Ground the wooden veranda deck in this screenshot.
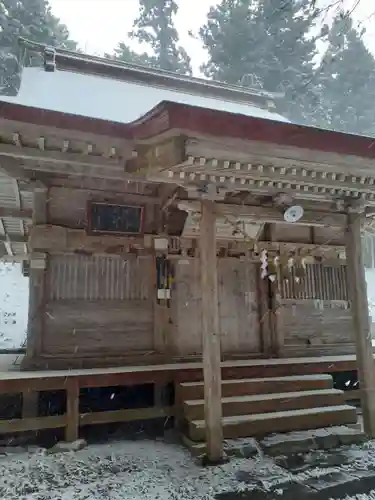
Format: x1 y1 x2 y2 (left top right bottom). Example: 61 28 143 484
0 355 362 443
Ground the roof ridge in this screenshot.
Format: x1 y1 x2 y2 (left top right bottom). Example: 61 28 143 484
18 37 283 106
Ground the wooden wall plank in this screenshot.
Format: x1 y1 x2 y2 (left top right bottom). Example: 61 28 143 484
278 300 354 356
43 300 154 355
43 254 155 358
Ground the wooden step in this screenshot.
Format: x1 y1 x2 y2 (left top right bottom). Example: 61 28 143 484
179 374 333 400
183 389 346 421
188 405 357 441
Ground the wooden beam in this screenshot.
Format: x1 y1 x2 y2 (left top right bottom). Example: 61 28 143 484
0 415 65 434
29 225 346 258
178 201 346 228
21 160 137 183
40 184 161 205
32 186 48 225
0 253 44 263
0 144 122 168
346 213 375 437
0 157 32 180
0 233 27 244
0 348 26 355
130 137 186 175
80 406 172 426
29 224 152 255
0 146 145 183
0 206 32 219
199 200 223 462
160 185 180 212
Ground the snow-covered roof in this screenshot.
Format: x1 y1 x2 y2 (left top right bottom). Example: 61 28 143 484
0 66 290 125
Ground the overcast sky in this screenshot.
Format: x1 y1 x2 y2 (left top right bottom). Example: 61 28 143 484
49 0 375 75
49 0 211 73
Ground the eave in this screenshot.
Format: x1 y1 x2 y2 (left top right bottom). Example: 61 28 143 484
1 99 375 259
132 102 375 206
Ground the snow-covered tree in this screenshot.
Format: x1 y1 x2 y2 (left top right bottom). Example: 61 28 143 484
111 0 192 75
199 0 320 123
0 0 76 95
313 15 375 136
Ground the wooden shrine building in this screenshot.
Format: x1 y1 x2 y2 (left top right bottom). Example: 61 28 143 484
0 39 375 461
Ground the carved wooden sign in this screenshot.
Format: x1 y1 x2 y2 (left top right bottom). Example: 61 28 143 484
87 202 144 236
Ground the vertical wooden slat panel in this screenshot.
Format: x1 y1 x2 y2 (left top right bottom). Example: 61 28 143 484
47 255 153 301
279 264 348 302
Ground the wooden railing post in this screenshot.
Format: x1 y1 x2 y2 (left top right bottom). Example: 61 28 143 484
346 212 375 437
199 200 223 462
66 378 79 442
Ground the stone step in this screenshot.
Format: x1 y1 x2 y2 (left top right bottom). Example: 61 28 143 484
183 388 346 421
188 405 357 442
178 374 333 401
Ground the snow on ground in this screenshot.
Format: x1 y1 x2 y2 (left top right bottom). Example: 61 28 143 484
0 263 28 349
0 438 277 500
366 269 375 323
1 437 375 500
343 494 375 500
0 263 28 370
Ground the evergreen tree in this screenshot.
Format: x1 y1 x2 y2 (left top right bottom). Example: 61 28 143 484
199 0 320 123
111 0 192 75
109 42 155 68
314 15 375 136
0 0 76 95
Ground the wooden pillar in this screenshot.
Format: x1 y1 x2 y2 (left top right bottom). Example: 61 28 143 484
199 200 223 462
66 378 80 442
25 185 48 363
26 257 46 360
346 213 375 437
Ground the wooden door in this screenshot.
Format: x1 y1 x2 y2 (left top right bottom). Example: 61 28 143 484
171 258 261 357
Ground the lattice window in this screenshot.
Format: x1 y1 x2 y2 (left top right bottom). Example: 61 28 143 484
280 264 348 301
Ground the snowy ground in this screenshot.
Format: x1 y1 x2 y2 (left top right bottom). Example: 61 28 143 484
1 436 375 500
0 263 28 370
0 263 28 350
